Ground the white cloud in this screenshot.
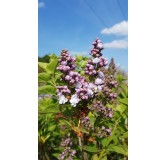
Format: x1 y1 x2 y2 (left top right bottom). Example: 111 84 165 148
70 51 88 56
38 2 45 8
116 63 126 71
104 39 128 49
101 21 128 36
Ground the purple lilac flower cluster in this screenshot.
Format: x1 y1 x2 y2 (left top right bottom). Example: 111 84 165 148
110 81 118 88
84 59 97 75
57 50 76 72
56 51 96 105
58 147 76 160
100 126 112 137
102 126 112 135
81 116 94 131
93 72 105 91
84 38 108 76
97 126 112 138
81 116 90 127
108 58 116 75
95 77 104 85
65 71 86 85
90 38 104 57
107 74 118 88
103 85 118 101
60 138 72 147
56 86 71 104
56 38 117 107
56 86 71 96
58 138 76 160
76 87 93 100
109 93 118 101
96 57 108 67
69 81 95 106
90 101 113 118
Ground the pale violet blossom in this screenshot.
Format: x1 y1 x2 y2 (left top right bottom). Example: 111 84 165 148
83 82 89 88
60 60 67 65
97 85 102 91
96 43 103 49
58 94 68 104
88 83 95 89
88 83 97 92
87 89 93 97
98 71 104 79
75 82 82 89
92 57 100 64
70 94 80 107
95 78 104 85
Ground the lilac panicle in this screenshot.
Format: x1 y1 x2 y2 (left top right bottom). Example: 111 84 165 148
56 86 71 96
90 101 113 118
84 59 97 76
103 85 118 101
58 138 76 160
110 81 118 88
65 71 86 85
81 116 90 127
84 38 108 76
60 138 71 147
56 38 117 108
56 86 70 104
90 38 104 57
100 126 112 137
57 50 76 73
76 88 90 100
108 57 116 75
81 116 94 131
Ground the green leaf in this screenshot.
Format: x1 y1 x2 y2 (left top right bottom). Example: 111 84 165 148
38 104 60 114
112 136 118 144
82 128 89 134
48 125 56 132
101 156 107 160
88 112 96 124
52 153 59 158
119 89 127 98
80 61 87 67
119 98 128 106
106 118 120 147
76 55 83 61
38 85 55 94
116 104 127 114
41 134 50 144
38 72 51 82
83 145 100 153
121 84 128 97
92 154 99 160
59 119 72 127
38 62 48 70
55 72 63 82
49 53 57 59
106 144 128 156
106 104 114 109
121 131 128 138
46 59 58 74
101 138 108 148
116 74 125 82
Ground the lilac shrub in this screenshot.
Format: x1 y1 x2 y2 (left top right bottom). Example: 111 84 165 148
55 38 121 159
38 38 128 160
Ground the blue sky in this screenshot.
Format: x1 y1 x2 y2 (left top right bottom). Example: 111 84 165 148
38 0 128 71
